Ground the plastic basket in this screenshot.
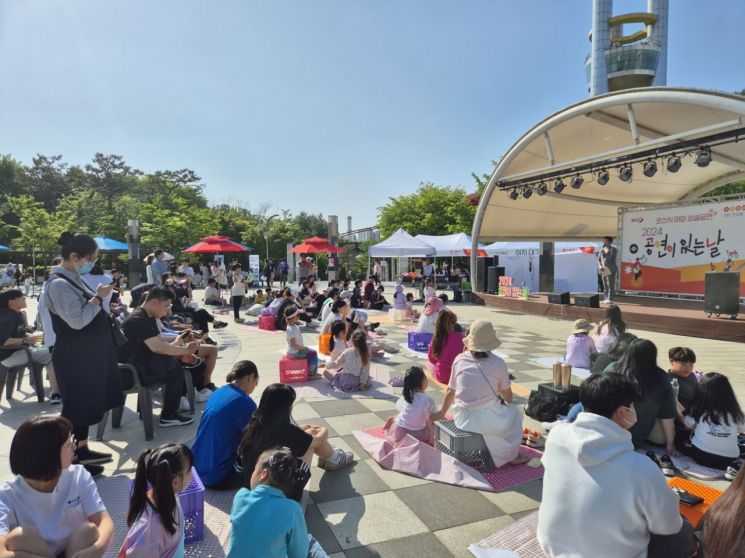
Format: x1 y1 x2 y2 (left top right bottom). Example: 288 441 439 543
408 331 433 352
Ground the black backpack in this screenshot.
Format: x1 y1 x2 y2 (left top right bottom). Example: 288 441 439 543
524 383 580 422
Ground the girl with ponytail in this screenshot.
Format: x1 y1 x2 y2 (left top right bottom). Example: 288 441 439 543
120 444 194 557
322 329 371 391
227 447 328 558
383 366 437 445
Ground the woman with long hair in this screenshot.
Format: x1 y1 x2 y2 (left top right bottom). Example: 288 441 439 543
699 463 745 558
238 384 353 492
615 339 678 454
427 309 464 384
591 332 638 374
594 304 627 353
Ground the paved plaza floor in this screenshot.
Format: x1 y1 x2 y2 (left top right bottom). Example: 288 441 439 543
1 288 742 557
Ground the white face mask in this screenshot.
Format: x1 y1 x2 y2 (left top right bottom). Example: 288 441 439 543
620 405 637 429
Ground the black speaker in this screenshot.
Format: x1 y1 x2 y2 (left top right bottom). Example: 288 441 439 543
574 293 600 308
476 258 488 292
705 272 740 317
548 292 570 305
486 266 505 294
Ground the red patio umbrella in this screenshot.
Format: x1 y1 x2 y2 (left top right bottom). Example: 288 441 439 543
290 237 343 254
183 235 251 253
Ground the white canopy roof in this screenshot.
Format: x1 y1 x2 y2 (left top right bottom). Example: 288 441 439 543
368 228 436 257
415 233 483 256
472 88 745 243
484 241 541 256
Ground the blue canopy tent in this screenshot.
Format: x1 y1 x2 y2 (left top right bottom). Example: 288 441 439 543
94 237 128 251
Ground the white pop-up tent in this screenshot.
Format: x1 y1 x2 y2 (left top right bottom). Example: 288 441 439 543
369 229 436 257
483 241 542 292
415 233 484 256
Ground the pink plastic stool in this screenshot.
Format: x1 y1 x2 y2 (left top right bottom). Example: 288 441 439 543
279 355 309 383
258 315 276 331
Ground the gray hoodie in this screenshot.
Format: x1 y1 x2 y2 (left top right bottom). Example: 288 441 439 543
537 412 681 558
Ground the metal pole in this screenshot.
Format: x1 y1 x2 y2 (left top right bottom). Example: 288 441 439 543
31 243 36 296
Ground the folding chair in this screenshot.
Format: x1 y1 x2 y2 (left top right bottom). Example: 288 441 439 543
0 347 44 403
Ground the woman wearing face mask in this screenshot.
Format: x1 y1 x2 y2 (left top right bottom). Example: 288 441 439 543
44 233 125 477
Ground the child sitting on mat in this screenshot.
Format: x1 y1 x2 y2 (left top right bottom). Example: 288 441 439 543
677 372 744 470
120 443 193 557
0 416 114 558
565 319 596 370
328 320 349 365
323 330 371 391
384 366 437 445
405 292 420 320
284 307 322 376
393 284 407 309
226 447 328 558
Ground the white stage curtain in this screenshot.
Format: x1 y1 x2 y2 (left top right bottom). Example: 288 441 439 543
554 252 599 293
500 255 540 292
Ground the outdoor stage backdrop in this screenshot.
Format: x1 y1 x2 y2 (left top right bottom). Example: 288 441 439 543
620 199 744 296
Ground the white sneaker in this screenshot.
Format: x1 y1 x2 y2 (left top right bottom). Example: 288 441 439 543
179 396 191 412
601 299 611 304
195 388 212 403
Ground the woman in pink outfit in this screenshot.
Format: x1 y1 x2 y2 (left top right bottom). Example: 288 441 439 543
427 309 464 384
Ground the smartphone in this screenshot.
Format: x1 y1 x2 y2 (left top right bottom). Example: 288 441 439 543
673 488 703 506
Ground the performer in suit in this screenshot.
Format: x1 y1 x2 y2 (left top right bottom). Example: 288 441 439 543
597 236 618 303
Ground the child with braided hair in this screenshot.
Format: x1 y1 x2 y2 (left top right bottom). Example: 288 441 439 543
119 443 194 558
227 447 329 558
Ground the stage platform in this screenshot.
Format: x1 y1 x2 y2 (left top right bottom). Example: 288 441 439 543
474 292 745 343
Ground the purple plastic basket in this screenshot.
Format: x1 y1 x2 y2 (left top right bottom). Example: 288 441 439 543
129 466 204 545
408 331 433 352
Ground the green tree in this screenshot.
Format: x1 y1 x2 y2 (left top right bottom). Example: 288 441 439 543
377 182 477 237
704 179 745 198
23 154 74 211
0 195 76 262
295 212 327 238
85 153 142 210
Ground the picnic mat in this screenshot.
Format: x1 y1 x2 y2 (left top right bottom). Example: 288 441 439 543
96 476 234 557
354 426 544 493
292 366 398 400
278 347 391 364
641 446 725 480
240 324 283 335
468 510 544 558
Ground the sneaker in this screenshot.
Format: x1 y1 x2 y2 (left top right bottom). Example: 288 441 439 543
213 321 228 329
233 317 245 324
318 449 355 471
83 463 105 477
659 454 676 477
202 337 217 345
76 446 113 465
601 299 611 304
179 396 191 412
159 413 194 427
646 451 663 470
49 392 62 405
725 458 741 481
369 322 380 332
195 388 212 403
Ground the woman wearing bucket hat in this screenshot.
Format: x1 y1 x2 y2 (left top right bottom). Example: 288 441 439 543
437 320 529 467
565 319 597 370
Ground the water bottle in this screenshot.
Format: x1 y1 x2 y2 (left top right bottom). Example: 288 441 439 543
670 377 679 401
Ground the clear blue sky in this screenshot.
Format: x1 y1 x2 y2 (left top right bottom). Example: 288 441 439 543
1 1 743 229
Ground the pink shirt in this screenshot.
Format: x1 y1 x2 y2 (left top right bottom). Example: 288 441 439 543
448 352 510 408
427 331 465 384
565 334 596 370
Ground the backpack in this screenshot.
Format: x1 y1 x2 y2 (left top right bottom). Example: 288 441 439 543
524 384 580 422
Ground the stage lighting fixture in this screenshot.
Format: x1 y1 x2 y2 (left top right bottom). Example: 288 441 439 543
523 186 533 199
666 155 681 173
618 165 633 182
509 189 519 200
570 175 584 189
695 147 712 167
597 169 610 185
537 182 548 196
643 160 657 177
553 179 566 193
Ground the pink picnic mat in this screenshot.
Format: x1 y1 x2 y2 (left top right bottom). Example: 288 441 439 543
240 324 283 335
468 510 545 558
354 426 544 493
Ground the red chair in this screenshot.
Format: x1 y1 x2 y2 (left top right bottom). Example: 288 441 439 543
259 315 276 330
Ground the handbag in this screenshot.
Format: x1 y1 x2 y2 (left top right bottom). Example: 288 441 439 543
599 267 612 278
53 273 128 347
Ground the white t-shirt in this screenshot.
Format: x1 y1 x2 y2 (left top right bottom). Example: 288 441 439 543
231 274 246 297
286 324 303 356
321 311 341 334
395 392 436 431
0 465 106 555
180 265 194 277
685 414 744 459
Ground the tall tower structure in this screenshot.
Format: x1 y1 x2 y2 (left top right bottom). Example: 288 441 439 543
586 0 668 96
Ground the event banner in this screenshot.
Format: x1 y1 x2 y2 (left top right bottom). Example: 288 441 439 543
620 199 744 295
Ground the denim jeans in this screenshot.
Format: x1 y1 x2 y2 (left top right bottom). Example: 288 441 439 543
308 534 329 558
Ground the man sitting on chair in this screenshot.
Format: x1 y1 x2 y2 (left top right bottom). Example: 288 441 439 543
0 289 53 390
120 287 197 428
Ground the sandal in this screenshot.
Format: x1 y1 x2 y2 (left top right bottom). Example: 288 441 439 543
389 376 405 387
